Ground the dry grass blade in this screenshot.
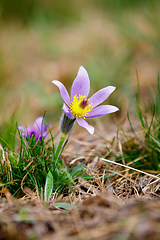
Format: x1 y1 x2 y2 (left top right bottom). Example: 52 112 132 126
100 158 160 180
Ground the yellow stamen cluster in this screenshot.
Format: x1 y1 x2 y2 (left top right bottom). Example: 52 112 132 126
70 94 93 118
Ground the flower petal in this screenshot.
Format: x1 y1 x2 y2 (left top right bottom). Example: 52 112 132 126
33 117 45 138
76 117 94 134
62 103 74 119
52 80 70 106
18 126 24 132
44 123 52 132
26 126 35 138
34 117 50 140
71 66 90 100
90 86 116 108
87 105 119 118
18 126 35 138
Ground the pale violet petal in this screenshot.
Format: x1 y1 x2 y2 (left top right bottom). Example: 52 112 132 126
71 66 90 100
87 105 119 118
18 126 26 136
90 86 116 108
33 117 50 140
34 117 43 129
18 126 24 131
76 117 94 134
52 80 70 106
19 126 34 138
44 123 51 132
62 103 70 112
26 126 35 137
33 116 44 138
62 103 74 119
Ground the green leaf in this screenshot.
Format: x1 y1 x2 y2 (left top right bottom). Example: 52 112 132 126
81 174 94 179
150 136 160 148
44 171 53 202
71 163 84 176
8 154 18 166
54 202 76 210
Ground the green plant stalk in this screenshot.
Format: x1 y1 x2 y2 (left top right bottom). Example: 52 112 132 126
54 113 76 165
54 132 68 163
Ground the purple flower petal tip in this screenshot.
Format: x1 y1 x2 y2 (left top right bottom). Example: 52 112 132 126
87 105 119 118
52 80 70 106
71 66 90 100
77 66 89 78
76 118 94 134
90 86 116 108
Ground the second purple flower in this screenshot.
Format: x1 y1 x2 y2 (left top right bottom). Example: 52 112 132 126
18 117 51 141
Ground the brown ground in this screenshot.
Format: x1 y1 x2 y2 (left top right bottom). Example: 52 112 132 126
0 124 160 240
1 192 160 240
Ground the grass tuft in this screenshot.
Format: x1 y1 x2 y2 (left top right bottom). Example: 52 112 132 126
117 73 160 172
0 123 89 200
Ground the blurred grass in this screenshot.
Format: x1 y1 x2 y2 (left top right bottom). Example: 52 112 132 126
95 0 159 11
0 0 80 24
0 0 159 24
120 75 160 171
0 0 160 145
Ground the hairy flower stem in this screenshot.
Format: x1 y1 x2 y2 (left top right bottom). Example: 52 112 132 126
60 112 76 135
54 112 76 164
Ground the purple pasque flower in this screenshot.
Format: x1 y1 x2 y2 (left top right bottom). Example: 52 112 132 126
52 66 119 134
18 117 51 141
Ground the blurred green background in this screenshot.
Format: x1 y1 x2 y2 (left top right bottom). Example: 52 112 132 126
0 0 160 146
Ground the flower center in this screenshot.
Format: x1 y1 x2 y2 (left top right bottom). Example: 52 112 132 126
70 94 93 118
